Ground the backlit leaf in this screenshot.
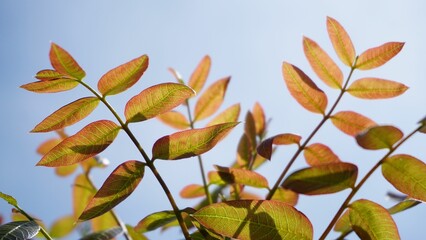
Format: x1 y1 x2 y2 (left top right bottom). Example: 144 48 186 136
214 165 269 189
50 43 85 80
73 174 96 220
270 187 299 206
388 198 421 215
0 221 40 240
79 160 145 221
180 184 206 199
35 69 67 81
331 111 376 136
208 171 232 186
134 211 176 233
349 199 400 239
49 215 75 238
192 200 313 240
55 165 79 177
347 78 408 99
303 36 343 89
244 111 257 150
282 162 357 195
282 62 328 114
356 42 404 70
97 55 149 96
91 212 118 232
20 79 79 93
303 143 341 166
327 17 355 66
382 154 426 202
334 210 351 234
157 111 190 130
36 138 61 155
188 55 211 94
37 120 120 167
356 125 403 150
252 102 266 136
152 122 238 160
257 133 301 160
126 225 148 240
236 134 253 167
32 97 100 132
125 83 195 123
79 227 122 240
194 77 230 122
206 103 240 127
0 192 18 207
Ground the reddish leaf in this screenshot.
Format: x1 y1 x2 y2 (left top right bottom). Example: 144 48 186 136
303 143 341 166
282 62 328 114
152 122 238 160
206 103 240 127
135 211 176 233
50 43 85 80
303 36 343 89
331 111 377 136
194 77 230 122
97 55 149 96
356 42 405 70
257 133 301 160
37 120 120 167
356 125 403 150
214 165 269 189
125 83 195 123
347 78 408 99
327 17 356 66
79 160 145 221
20 79 79 93
35 69 67 81
180 184 206 199
236 134 253 167
157 111 190 130
252 102 266 136
270 187 299 206
188 55 211 94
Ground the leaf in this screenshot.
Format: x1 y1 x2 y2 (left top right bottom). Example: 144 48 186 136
79 227 122 240
152 122 239 160
382 154 426 202
192 200 313 240
31 97 100 132
79 160 145 221
257 133 301 160
0 192 18 207
168 67 185 84
97 55 149 96
303 36 343 89
244 111 257 150
134 211 176 233
91 212 118 232
418 116 426 133
214 165 269 189
236 134 253 167
36 138 62 155
349 199 400 240
125 83 195 123
73 174 96 219
356 125 403 150
20 79 79 93
0 221 40 240
270 187 299 206
55 164 79 177
37 120 120 167
50 43 85 80
206 103 241 127
356 42 405 70
157 111 190 130
330 111 376 136
347 78 408 99
326 17 356 66
252 102 266 136
282 162 358 195
35 69 68 81
282 62 328 114
303 143 341 166
180 184 206 199
188 55 211 94
334 210 351 234
49 215 75 238
126 225 148 240
194 77 230 122
388 199 421 215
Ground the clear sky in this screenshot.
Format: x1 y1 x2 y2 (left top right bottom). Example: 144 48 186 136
1 1 425 239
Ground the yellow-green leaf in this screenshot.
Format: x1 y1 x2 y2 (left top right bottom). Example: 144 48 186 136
257 133 301 160
49 215 75 238
270 187 299 206
206 103 241 127
152 122 238 160
55 165 79 177
91 212 118 232
244 111 257 150
334 210 351 234
194 77 230 122
97 55 149 96
388 198 421 215
0 192 18 207
73 174 95 220
303 36 343 89
382 154 426 202
356 42 405 70
134 211 176 233
79 160 145 221
50 43 86 80
327 17 356 66
188 55 211 94
180 184 206 199
282 62 328 114
236 134 253 167
37 120 120 167
35 69 68 81
347 78 408 99
214 165 269 189
157 111 190 130
331 111 376 136
126 225 148 240
356 125 403 150
20 79 79 93
192 200 313 240
125 83 195 123
252 102 266 136
303 143 341 166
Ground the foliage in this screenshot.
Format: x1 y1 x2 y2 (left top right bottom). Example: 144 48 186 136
1 16 425 240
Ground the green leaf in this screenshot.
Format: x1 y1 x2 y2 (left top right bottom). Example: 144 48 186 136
20 79 79 93
73 174 96 219
356 125 403 150
0 192 18 207
206 103 241 127
194 77 230 121
213 165 269 189
31 97 100 132
330 111 377 136
303 143 341 166
282 162 357 195
192 200 313 240
49 215 75 238
388 199 421 215
126 225 148 240
334 210 351 234
125 83 195 123
188 55 211 94
79 160 145 221
50 43 86 80
35 69 68 81
180 184 206 198
79 227 122 240
257 133 301 160
347 78 408 99
37 120 120 167
152 122 239 160
157 111 190 130
97 55 149 96
349 199 400 240
355 42 404 70
270 187 299 206
134 211 176 233
326 17 356 67
382 154 426 202
0 221 40 240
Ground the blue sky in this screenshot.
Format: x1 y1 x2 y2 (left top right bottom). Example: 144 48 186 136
1 1 425 239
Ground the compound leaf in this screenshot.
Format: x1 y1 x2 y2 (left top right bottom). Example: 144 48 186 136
257 133 301 160
189 55 211 94
355 42 404 70
79 227 122 240
180 184 206 199
134 211 176 233
303 143 341 166
20 79 79 93
214 165 269 189
194 77 230 122
326 17 355 66
157 111 190 130
331 111 376 136
207 103 241 127
356 125 403 150
50 43 85 80
0 221 40 240
347 78 408 99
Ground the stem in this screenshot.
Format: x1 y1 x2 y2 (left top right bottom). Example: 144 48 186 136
16 206 53 240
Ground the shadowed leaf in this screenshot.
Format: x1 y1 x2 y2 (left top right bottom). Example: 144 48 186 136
194 77 230 122
236 134 253 167
356 125 403 150
356 42 404 70
327 17 355 66
418 116 426 133
49 215 75 238
0 192 18 207
134 211 176 233
180 184 206 199
152 122 238 160
334 210 351 234
304 143 341 166
331 111 376 136
98 55 149 96
347 78 408 99
257 133 301 160
207 103 241 127
214 165 269 189
79 227 122 240
50 43 85 80
0 221 40 240
125 83 195 123
189 55 211 94
20 79 79 93
252 102 266 136
270 187 299 206
283 62 328 114
157 111 190 130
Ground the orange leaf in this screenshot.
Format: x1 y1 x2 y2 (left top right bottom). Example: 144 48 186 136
152 122 239 160
180 184 206 199
35 69 68 81
55 165 79 177
97 55 149 96
244 111 257 150
125 83 195 123
356 125 403 150
257 133 301 160
356 42 404 70
282 62 328 114
36 138 62 155
194 77 230 121
188 55 211 94
50 43 85 80
303 36 343 89
303 143 341 166
20 79 79 93
79 160 145 221
157 111 190 130
252 102 266 136
214 165 269 189
37 120 120 167
347 78 408 99
270 187 299 206
326 17 356 66
206 103 241 127
330 111 376 136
